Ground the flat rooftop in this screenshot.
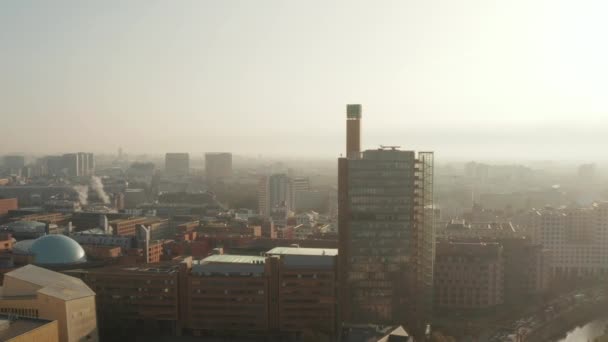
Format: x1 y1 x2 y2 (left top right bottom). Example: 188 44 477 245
200 254 266 264
0 316 55 341
266 247 338 257
66 258 187 275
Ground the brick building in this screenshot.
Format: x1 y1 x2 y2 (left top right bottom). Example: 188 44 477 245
69 247 338 339
0 198 17 217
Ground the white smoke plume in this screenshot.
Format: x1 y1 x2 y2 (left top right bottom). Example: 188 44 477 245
73 185 89 205
90 176 110 204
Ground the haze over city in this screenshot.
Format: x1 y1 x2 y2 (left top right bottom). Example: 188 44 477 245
3 1 608 342
3 0 608 159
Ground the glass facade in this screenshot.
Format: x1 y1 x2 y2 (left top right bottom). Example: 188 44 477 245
339 149 434 330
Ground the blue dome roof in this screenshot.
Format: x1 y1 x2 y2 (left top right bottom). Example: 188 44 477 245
12 239 36 255
30 235 86 265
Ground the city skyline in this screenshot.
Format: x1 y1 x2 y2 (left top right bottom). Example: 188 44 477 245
3 1 608 341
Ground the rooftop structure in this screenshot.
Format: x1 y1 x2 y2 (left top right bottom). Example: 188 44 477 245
0 265 98 342
0 221 46 239
266 246 337 256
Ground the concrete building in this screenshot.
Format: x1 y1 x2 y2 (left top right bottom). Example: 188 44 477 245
165 153 190 177
338 105 435 331
258 174 294 217
0 314 59 342
528 203 608 277
434 242 503 310
205 152 232 184
0 265 98 342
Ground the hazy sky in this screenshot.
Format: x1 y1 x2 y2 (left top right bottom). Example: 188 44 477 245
2 0 608 160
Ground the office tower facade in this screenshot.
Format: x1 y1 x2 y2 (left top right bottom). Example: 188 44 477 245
258 174 295 218
165 153 190 177
338 104 434 332
205 152 233 183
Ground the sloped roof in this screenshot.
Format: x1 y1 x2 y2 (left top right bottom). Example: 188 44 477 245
5 265 95 301
377 326 411 342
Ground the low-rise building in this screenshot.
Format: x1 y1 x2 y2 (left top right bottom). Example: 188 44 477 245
0 265 98 342
266 247 338 336
0 314 59 342
65 259 188 340
187 255 273 334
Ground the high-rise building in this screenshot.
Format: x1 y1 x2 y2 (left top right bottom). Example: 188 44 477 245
59 153 95 177
61 153 79 177
78 152 88 177
165 153 190 177
338 104 434 332
87 153 95 175
258 174 295 218
205 152 232 183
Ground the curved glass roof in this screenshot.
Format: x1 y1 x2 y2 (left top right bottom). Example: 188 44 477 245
30 235 86 265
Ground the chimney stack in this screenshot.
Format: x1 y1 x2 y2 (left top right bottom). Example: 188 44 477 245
346 104 362 159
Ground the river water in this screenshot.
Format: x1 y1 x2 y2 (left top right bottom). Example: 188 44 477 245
556 317 608 341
